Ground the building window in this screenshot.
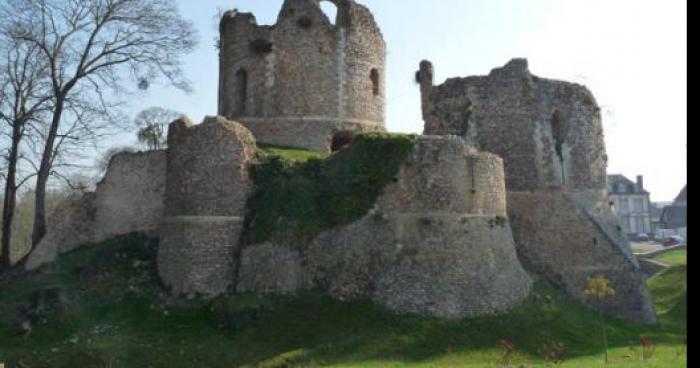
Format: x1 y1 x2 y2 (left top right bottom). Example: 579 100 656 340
634 198 644 212
622 216 631 233
618 198 629 213
370 68 380 96
636 216 646 234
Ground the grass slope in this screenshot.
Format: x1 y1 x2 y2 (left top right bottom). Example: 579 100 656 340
0 233 687 368
652 249 687 267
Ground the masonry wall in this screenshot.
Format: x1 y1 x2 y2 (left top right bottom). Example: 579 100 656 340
93 151 166 241
417 59 656 323
508 191 656 323
238 136 532 319
419 58 607 192
157 116 257 296
219 0 386 151
26 151 166 270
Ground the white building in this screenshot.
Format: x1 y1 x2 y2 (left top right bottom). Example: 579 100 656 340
607 174 652 238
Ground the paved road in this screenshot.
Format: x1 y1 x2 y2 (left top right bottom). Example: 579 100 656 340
630 241 665 254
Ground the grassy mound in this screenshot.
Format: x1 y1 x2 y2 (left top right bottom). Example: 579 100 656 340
652 249 687 267
246 133 417 248
646 265 687 330
0 234 686 367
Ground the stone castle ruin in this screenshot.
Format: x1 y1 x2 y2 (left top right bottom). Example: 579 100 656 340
25 0 655 323
219 0 386 151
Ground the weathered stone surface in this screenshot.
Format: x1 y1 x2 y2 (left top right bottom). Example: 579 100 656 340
237 243 305 294
508 190 656 324
163 116 256 217
25 193 96 270
25 151 166 271
419 58 607 192
373 215 530 318
157 116 256 296
419 59 655 324
159 217 243 296
93 151 166 240
246 136 532 318
219 0 386 151
375 136 507 216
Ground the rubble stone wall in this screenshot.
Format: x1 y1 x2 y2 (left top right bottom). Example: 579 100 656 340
157 116 257 296
508 190 656 323
219 0 386 151
93 151 166 241
419 58 607 192
237 136 532 319
25 151 166 270
418 59 656 323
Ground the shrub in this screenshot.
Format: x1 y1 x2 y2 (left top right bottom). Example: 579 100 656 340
246 133 417 249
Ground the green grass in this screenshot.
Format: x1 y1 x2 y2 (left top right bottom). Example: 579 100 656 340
646 265 687 331
246 133 417 248
652 249 687 267
0 234 687 367
257 143 330 162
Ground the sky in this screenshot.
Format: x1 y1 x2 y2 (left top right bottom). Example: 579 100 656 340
110 0 687 202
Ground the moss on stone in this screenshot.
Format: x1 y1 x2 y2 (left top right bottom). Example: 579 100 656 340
246 133 417 248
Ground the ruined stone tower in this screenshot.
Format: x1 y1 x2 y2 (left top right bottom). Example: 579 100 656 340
219 0 386 151
417 59 656 324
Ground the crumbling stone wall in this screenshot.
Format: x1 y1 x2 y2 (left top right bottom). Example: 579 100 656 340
25 193 96 270
25 151 166 270
508 191 656 323
418 59 655 323
219 0 386 151
157 116 257 296
238 136 532 319
418 58 607 192
93 151 166 240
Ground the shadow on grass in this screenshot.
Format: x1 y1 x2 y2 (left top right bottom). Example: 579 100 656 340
0 234 686 368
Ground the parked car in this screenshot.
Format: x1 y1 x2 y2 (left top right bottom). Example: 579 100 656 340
662 235 685 247
635 233 650 241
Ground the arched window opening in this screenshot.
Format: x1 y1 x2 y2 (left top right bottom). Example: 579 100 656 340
319 1 338 26
235 68 248 116
370 68 380 96
550 110 568 185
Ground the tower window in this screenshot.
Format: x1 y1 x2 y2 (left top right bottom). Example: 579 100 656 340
550 110 568 185
370 69 380 96
235 68 248 116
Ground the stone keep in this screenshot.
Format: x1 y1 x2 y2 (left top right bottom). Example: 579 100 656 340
417 59 656 323
157 116 257 296
218 0 386 151
238 136 533 319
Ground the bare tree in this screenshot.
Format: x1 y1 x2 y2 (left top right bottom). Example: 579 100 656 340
0 37 51 270
134 106 183 150
0 0 198 246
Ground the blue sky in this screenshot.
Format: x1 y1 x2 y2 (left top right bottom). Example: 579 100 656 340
112 0 686 201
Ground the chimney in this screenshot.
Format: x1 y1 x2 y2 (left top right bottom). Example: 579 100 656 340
636 175 644 192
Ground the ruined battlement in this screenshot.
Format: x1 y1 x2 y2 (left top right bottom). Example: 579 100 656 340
419 58 607 192
218 0 386 151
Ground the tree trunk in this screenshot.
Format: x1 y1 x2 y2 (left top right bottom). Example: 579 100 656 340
31 97 65 247
1 124 21 270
